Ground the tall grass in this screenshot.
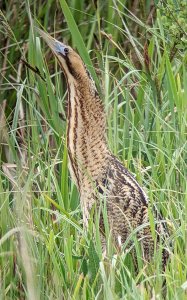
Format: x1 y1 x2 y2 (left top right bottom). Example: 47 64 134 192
0 1 186 299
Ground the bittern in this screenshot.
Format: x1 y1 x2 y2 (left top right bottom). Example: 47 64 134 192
38 28 169 265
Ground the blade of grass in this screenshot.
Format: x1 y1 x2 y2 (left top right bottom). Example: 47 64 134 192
59 0 100 90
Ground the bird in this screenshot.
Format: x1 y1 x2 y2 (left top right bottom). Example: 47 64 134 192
37 28 169 266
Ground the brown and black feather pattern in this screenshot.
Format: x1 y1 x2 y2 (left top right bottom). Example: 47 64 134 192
38 28 169 266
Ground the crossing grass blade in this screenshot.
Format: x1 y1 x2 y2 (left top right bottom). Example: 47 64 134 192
59 0 100 89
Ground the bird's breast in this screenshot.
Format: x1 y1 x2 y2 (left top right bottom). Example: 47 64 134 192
67 82 108 190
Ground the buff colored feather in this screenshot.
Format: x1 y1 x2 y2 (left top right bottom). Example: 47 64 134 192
38 28 169 266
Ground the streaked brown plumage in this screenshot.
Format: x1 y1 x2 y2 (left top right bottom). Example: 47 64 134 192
38 28 169 266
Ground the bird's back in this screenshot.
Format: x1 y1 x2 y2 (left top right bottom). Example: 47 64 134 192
92 154 168 264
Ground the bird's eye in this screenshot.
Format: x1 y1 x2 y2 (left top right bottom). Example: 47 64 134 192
64 48 69 55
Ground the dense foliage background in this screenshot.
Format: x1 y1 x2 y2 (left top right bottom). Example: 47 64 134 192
0 0 186 299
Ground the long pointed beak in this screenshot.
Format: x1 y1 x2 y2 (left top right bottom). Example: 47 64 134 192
36 27 68 56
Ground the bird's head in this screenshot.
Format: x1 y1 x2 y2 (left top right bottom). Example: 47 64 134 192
37 28 88 81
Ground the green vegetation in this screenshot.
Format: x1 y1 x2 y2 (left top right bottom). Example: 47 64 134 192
0 0 186 299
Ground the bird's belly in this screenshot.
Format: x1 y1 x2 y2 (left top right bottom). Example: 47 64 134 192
79 189 96 227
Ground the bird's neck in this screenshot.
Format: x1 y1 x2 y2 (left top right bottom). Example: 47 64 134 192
66 76 109 189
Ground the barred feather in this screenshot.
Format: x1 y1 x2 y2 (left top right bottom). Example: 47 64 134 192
38 28 169 266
